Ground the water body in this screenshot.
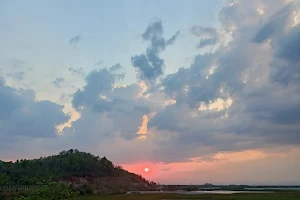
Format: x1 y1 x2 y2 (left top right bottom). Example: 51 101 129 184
127 190 272 195
245 187 300 190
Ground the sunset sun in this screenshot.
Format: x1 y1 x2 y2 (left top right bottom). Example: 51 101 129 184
144 167 149 172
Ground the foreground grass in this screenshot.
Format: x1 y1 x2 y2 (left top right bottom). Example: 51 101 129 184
78 191 300 200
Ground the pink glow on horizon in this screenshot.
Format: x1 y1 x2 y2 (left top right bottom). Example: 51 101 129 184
121 148 300 185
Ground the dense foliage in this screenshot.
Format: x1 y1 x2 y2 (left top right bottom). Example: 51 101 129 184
14 180 79 200
0 149 132 185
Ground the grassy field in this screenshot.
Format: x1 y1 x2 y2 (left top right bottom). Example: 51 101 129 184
78 191 300 200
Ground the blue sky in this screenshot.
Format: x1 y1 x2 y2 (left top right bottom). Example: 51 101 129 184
1 0 300 185
0 0 224 110
0 0 223 79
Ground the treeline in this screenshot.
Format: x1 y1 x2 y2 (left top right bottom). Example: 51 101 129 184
0 149 140 186
0 180 79 200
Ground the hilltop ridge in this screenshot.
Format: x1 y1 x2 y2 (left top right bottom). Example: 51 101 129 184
0 149 157 194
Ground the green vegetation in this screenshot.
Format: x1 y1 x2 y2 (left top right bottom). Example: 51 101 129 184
0 149 156 199
15 180 78 200
0 149 155 187
78 192 300 200
0 149 131 185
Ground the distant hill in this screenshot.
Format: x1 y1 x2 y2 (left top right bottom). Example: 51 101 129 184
0 149 157 194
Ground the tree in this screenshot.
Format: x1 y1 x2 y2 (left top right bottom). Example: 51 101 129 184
0 173 8 185
0 149 156 193
15 179 78 200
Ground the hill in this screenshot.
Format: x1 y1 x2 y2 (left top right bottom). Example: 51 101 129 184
0 149 157 194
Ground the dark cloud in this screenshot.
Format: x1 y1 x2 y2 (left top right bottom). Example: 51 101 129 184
0 76 68 145
69 35 82 45
0 84 23 120
197 38 218 48
109 63 125 80
252 2 295 43
71 65 127 114
251 2 300 85
252 19 278 43
72 68 115 111
142 20 163 40
275 24 300 63
269 56 300 86
52 77 65 88
166 31 180 45
162 53 223 107
272 31 300 86
131 19 180 83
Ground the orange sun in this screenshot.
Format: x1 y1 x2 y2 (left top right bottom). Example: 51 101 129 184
144 167 149 172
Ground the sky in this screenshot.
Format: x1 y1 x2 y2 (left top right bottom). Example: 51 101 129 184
0 0 300 185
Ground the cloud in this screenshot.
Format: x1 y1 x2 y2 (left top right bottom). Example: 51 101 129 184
6 71 26 82
0 80 23 120
252 2 295 43
275 24 300 63
162 53 220 106
131 19 180 84
137 115 148 139
52 77 65 88
60 93 72 102
72 68 116 111
69 65 157 140
94 61 103 66
0 59 27 70
68 67 85 77
190 26 219 48
251 1 300 86
69 35 82 45
109 63 122 71
0 76 68 151
145 0 300 163
269 27 300 85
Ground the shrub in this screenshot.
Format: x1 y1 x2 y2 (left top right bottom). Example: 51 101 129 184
14 180 79 200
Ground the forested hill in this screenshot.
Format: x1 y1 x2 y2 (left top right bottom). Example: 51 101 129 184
0 149 157 193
